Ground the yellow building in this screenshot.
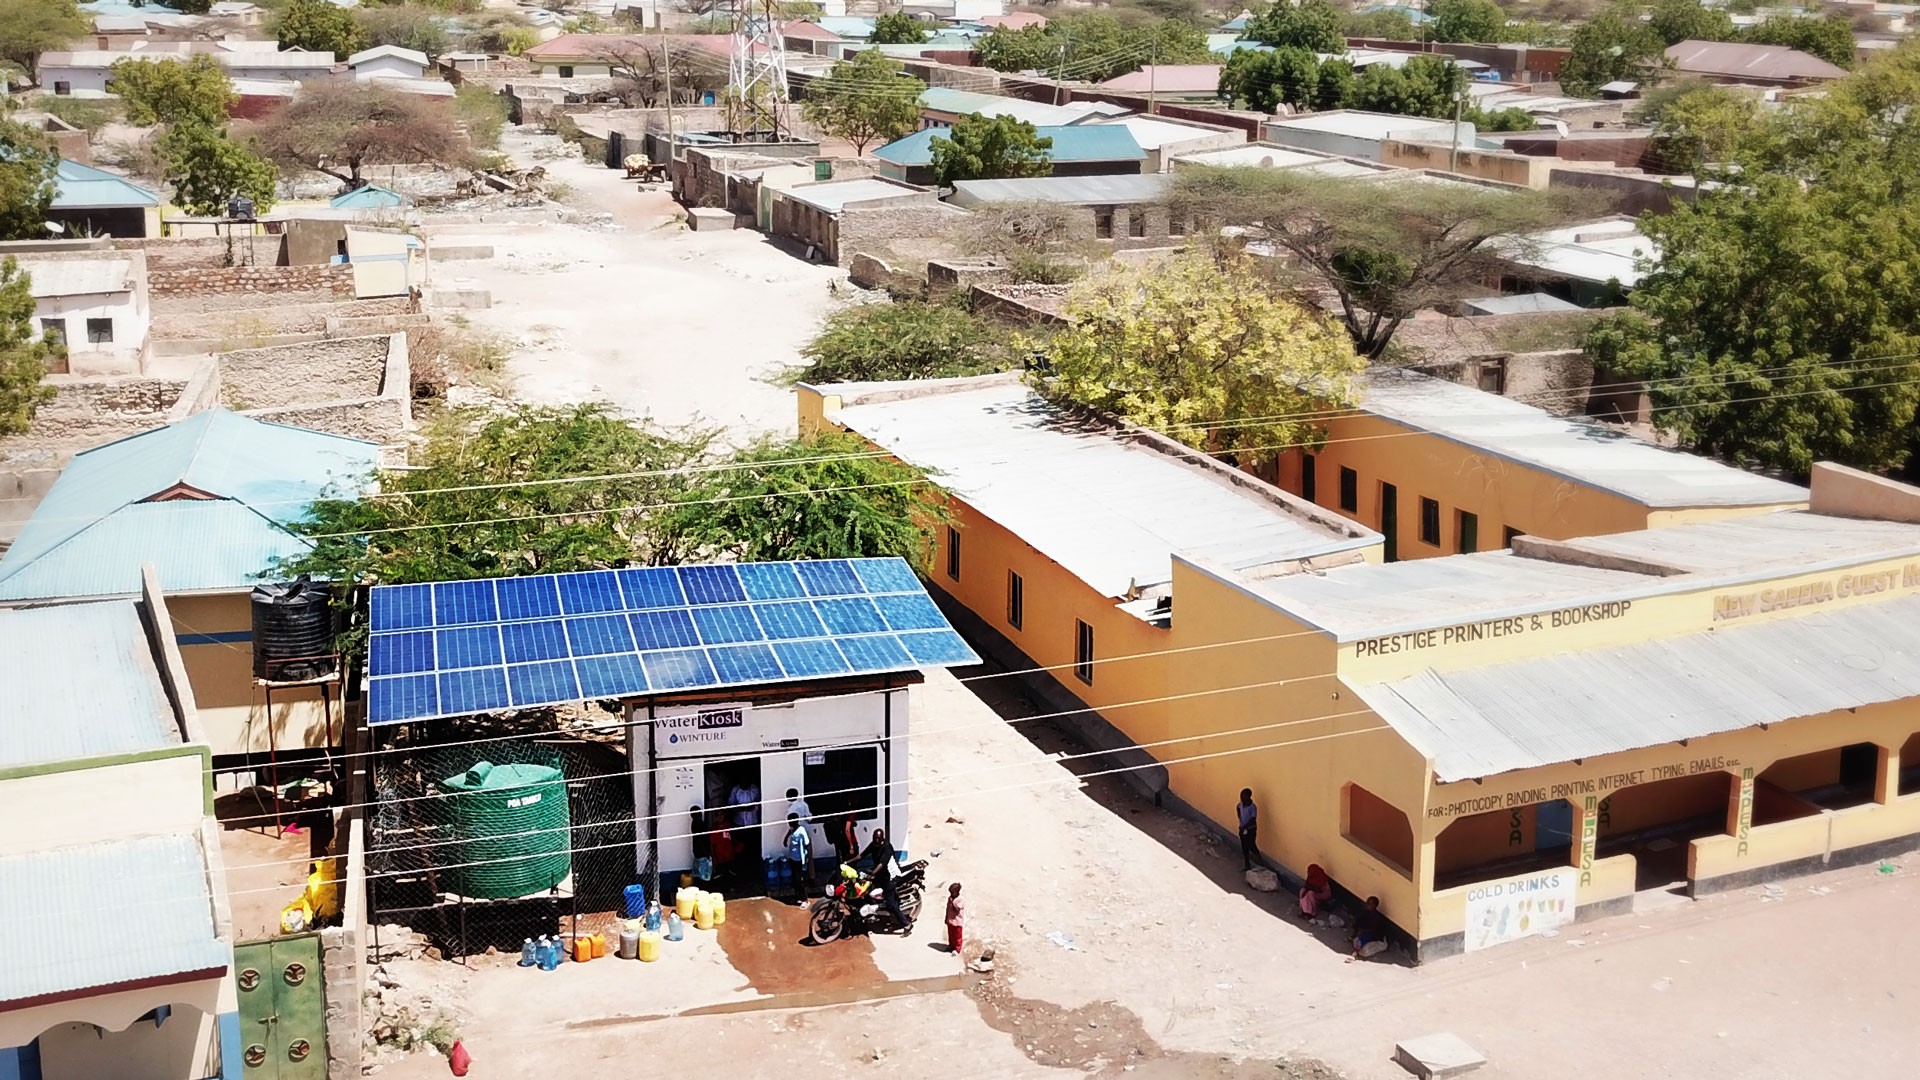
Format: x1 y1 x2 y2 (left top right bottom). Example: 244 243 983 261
808 373 1920 960
1273 368 1810 560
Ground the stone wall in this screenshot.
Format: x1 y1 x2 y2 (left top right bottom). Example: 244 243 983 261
246 396 409 444
114 234 290 270
836 202 973 267
219 337 388 409
970 283 1073 326
847 253 929 295
148 264 354 298
320 923 362 1080
927 259 1013 298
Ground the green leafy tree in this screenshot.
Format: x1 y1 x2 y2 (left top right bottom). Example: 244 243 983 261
930 114 1052 186
161 122 278 216
255 81 467 187
354 5 451 56
1643 81 1759 173
273 0 369 60
1647 0 1734 46
1172 166 1591 358
0 0 88 77
1581 45 1920 475
453 84 508 149
868 11 927 44
171 0 214 14
800 49 924 155
1220 47 1321 112
0 257 54 435
0 116 57 241
1347 54 1464 119
1746 14 1854 69
1466 104 1540 131
1242 0 1344 53
976 13 1212 81
1341 9 1420 41
107 56 236 128
788 297 1013 385
1430 0 1506 43
1313 57 1355 109
1559 11 1665 95
1032 252 1365 462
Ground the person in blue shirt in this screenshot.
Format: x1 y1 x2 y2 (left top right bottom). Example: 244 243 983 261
785 812 814 903
1238 789 1261 872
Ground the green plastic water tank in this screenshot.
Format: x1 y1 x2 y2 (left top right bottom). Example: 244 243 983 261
437 760 572 899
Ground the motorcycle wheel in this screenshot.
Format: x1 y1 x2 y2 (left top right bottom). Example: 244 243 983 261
810 900 848 944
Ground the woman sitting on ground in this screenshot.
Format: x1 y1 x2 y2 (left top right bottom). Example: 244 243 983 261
1299 863 1333 919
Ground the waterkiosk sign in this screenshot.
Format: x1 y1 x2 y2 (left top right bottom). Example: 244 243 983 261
1464 868 1576 952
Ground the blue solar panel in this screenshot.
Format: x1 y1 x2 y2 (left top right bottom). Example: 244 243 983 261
438 668 509 714
508 660 579 707
737 562 807 601
797 560 863 597
679 564 746 605
630 609 700 650
368 558 977 724
371 584 433 632
501 620 569 664
692 604 762 645
641 648 717 690
575 653 648 698
558 571 624 615
433 579 497 626
709 643 784 684
496 576 561 621
369 631 433 677
436 625 502 670
815 597 887 635
618 567 684 610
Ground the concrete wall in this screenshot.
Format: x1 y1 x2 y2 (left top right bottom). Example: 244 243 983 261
1549 167 1698 217
115 234 291 270
1382 139 1554 187
169 592 339 759
0 751 207 857
835 201 973 267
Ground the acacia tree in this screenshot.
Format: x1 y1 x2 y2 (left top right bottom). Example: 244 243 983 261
868 12 926 44
976 13 1212 80
930 114 1052 186
788 296 1014 385
800 49 924 155
254 82 465 188
0 258 54 435
1171 167 1591 359
1032 252 1365 462
0 0 88 77
108 56 236 127
0 117 57 241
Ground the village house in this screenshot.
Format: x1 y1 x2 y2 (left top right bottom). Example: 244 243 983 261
872 125 1145 185
36 42 337 96
17 249 151 377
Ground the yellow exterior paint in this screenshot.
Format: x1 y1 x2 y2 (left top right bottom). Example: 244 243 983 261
1276 412 1804 559
168 592 338 758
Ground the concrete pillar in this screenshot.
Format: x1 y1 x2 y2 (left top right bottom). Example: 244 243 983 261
217 1012 241 1080
1875 744 1898 804
320 926 362 1080
1575 796 1599 888
1727 767 1755 859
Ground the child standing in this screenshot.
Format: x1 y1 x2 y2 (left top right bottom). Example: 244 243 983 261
945 882 965 955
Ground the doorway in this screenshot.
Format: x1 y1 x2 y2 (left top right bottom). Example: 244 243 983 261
1380 482 1399 562
704 757 763 895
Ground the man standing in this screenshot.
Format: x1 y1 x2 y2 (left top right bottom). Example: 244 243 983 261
1237 788 1261 872
859 827 912 934
786 787 821 869
730 779 760 826
784 813 814 902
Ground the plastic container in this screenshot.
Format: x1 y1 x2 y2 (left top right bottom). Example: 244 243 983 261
666 912 684 941
674 887 696 921
618 924 639 960
519 939 536 967
644 900 661 932
637 930 662 963
537 937 558 971
710 893 727 926
693 894 715 931
572 935 592 963
623 884 649 919
589 932 607 959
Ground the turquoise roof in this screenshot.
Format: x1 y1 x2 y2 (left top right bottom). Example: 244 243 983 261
875 124 1145 166
53 159 160 210
817 15 874 37
331 184 412 210
0 410 379 601
0 601 182 769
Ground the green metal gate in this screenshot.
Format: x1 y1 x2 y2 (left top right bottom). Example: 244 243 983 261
234 935 326 1080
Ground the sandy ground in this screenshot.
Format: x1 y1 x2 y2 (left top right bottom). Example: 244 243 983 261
368 665 1920 1080
417 128 845 440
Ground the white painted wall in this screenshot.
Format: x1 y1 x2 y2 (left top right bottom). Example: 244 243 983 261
39 65 113 95
0 753 205 858
0 980 227 1065
33 287 148 376
352 55 428 80
537 62 613 77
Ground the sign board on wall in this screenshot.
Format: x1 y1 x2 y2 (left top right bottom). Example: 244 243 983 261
1463 868 1576 952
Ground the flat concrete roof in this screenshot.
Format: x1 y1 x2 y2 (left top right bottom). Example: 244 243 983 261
782 178 924 213
1267 110 1465 140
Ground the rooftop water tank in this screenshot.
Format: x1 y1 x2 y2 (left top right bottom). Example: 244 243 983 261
250 576 334 681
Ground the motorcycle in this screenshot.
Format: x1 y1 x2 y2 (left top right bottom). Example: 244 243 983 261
808 860 928 943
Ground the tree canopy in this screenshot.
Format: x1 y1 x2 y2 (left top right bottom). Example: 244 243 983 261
283 406 948 589
799 49 924 155
1429 0 1507 44
1582 44 1920 476
0 116 57 241
1171 166 1591 359
0 0 88 76
254 81 466 187
976 13 1213 81
0 257 54 436
1241 0 1344 53
868 12 927 44
354 5 452 57
161 122 277 217
788 297 1016 385
108 56 236 128
1746 14 1855 69
1558 11 1665 96
1032 252 1365 462
930 114 1052 186
273 0 369 60
1646 0 1734 47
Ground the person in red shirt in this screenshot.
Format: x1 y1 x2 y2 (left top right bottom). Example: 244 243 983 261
945 882 965 955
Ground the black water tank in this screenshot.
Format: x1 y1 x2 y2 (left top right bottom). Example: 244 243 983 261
251 576 335 681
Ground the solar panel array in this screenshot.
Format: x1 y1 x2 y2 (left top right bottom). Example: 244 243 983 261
366 558 980 725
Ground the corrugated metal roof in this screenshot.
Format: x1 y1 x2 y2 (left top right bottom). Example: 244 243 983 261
1173 143 1330 169
0 600 182 768
1666 39 1847 81
876 124 1144 165
52 159 160 210
1086 115 1233 151
828 378 1377 597
1098 64 1223 94
947 172 1170 206
918 87 1104 126
1498 217 1659 287
1267 110 1464 140
1358 592 1920 781
331 184 412 209
1357 367 1809 508
1460 292 1584 315
0 410 378 602
349 45 428 66
17 256 134 296
0 831 228 1006
1543 510 1920 575
783 178 925 213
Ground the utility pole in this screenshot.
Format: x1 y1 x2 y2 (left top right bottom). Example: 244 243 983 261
1054 40 1066 106
1450 87 1463 173
659 18 676 158
1148 40 1157 115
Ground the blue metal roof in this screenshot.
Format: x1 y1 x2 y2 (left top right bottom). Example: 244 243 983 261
367 558 981 724
875 124 1144 166
0 601 184 769
331 184 412 210
52 159 160 210
0 410 379 601
0 832 229 1007
817 15 875 37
